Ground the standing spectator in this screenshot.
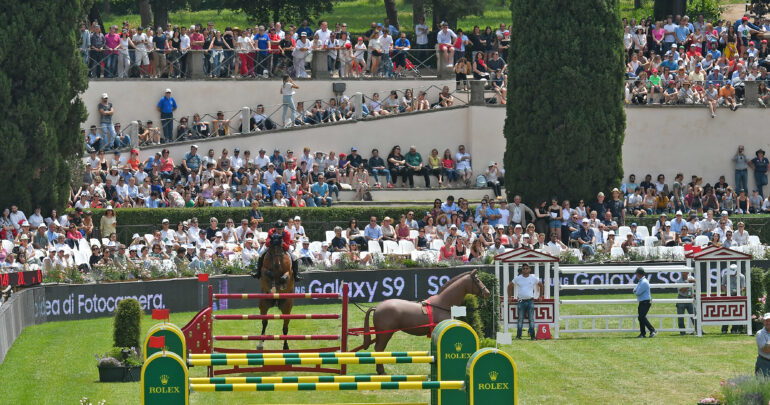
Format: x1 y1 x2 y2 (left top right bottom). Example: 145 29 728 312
281 75 299 128
750 148 769 198
676 273 696 335
414 16 430 65
734 145 749 193
436 22 457 66
98 94 116 150
80 22 91 65
132 26 150 77
90 24 106 78
293 32 311 78
156 89 177 144
509 195 535 228
756 313 770 376
104 25 120 78
507 263 543 340
634 267 656 338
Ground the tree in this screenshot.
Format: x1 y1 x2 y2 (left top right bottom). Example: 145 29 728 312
384 0 400 30
654 0 687 20
148 0 186 29
223 0 336 26
503 0 625 205
427 0 484 30
0 0 88 213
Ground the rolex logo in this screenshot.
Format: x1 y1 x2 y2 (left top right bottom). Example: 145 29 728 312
160 375 169 385
454 342 462 352
489 371 498 382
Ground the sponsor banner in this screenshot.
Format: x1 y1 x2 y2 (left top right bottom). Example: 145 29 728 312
0 270 43 288
31 260 770 322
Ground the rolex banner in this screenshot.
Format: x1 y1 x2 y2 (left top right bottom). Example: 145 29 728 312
431 320 479 405
141 352 188 405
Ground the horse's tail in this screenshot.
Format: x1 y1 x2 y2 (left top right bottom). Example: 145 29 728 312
360 307 376 350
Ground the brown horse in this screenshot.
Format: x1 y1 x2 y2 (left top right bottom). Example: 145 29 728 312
257 242 294 351
358 269 490 374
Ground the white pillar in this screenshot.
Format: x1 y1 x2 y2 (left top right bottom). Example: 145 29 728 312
353 92 363 120
240 106 251 134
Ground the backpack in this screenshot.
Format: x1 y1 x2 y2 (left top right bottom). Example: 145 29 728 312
475 175 487 188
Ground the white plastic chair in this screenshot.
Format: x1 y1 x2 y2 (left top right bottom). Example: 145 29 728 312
749 235 761 246
694 235 710 247
89 238 101 247
325 231 336 243
101 238 110 246
430 239 445 251
399 240 415 254
610 247 625 260
383 240 401 254
368 240 383 253
409 230 419 239
309 241 323 253
643 236 658 247
144 234 154 245
1 240 13 254
618 226 631 238
637 226 650 238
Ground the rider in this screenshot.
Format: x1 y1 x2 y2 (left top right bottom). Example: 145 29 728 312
253 220 302 281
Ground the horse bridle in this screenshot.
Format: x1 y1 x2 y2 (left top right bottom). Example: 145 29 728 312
470 272 486 296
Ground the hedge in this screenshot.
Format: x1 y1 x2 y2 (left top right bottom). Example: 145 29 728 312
76 207 770 245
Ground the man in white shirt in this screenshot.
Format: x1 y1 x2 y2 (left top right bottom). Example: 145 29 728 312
487 237 506 255
293 32 311 78
507 264 543 340
241 238 259 267
315 20 331 43
414 17 429 49
263 164 279 187
9 206 27 230
454 145 472 186
230 148 244 170
254 149 271 170
700 212 718 235
132 26 150 72
180 27 191 76
436 22 457 66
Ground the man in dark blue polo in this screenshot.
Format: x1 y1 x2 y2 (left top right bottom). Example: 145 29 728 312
750 148 769 198
156 89 177 143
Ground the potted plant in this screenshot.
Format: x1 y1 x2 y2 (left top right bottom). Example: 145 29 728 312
96 298 142 382
95 347 142 382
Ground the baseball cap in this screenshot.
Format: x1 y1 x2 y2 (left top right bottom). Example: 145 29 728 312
630 222 637 227
351 147 358 151
676 210 683 215
294 216 301 221
581 218 589 223
101 93 109 99
165 88 172 93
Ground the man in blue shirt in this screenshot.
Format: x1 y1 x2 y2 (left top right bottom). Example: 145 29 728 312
576 219 595 257
297 20 313 38
182 144 201 176
660 53 678 71
750 149 769 198
145 192 162 208
270 175 288 200
634 267 656 338
156 89 177 143
253 26 270 75
393 32 411 71
440 195 458 214
364 216 383 242
311 175 332 207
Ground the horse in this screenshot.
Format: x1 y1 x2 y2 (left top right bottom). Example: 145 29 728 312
357 269 490 374
257 241 294 351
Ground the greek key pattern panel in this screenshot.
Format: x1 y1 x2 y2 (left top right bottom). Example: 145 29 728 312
507 302 555 324
701 301 747 322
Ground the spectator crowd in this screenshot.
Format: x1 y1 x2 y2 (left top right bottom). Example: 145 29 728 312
80 17 511 81
622 14 770 116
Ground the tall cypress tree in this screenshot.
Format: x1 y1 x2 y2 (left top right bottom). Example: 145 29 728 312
503 0 625 205
0 1 88 212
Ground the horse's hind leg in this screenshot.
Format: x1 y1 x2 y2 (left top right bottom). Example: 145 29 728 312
373 332 393 375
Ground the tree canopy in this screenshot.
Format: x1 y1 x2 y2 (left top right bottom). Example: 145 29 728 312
503 0 626 205
0 0 88 212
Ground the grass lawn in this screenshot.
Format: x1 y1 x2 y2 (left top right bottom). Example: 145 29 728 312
0 294 755 404
102 0 660 34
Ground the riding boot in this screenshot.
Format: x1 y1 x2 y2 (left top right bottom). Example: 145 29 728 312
293 260 302 281
251 254 264 278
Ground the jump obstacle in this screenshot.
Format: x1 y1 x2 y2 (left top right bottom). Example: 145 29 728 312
494 246 753 338
142 319 518 405
179 283 350 376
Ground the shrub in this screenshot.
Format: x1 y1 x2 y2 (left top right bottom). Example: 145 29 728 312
476 271 498 338
458 294 484 338
113 299 141 349
721 375 770 405
479 337 497 348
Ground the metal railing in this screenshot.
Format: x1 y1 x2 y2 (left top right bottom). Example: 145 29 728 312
84 48 458 80
85 82 472 153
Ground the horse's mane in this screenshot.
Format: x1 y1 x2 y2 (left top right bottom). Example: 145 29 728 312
437 271 472 294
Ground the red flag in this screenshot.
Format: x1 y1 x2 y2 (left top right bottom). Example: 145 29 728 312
197 273 209 282
148 336 165 349
152 309 170 320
